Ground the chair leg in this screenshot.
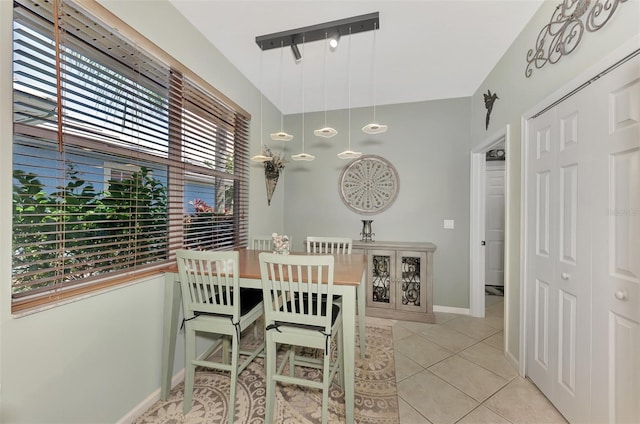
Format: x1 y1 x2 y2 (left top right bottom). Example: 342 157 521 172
183 326 196 414
264 334 277 424
288 346 295 377
321 346 331 424
228 331 240 424
337 327 345 388
222 336 230 365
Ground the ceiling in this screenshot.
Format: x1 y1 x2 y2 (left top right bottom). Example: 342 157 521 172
168 0 544 115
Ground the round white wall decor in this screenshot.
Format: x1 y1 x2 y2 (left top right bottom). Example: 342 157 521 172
338 155 399 215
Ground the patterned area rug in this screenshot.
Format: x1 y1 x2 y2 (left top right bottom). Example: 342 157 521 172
135 324 399 423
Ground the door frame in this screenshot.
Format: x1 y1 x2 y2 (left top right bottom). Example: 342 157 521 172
469 125 509 319
520 35 640 377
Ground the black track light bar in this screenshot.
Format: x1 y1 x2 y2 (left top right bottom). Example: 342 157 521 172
255 12 379 51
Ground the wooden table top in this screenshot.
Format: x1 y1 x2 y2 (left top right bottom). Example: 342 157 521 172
162 249 365 286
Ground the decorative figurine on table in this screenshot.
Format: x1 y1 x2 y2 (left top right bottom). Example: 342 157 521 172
271 233 290 255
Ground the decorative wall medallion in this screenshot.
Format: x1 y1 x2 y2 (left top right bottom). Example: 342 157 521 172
339 155 399 215
525 0 628 78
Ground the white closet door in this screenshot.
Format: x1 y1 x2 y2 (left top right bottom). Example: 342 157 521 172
590 53 640 424
526 87 592 423
485 163 505 287
527 106 559 399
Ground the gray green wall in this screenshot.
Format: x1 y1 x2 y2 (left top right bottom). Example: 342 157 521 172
281 98 472 308
3 0 636 421
470 0 640 366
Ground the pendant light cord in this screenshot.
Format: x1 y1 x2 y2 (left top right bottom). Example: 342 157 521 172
348 27 352 150
301 36 305 152
372 22 377 123
260 44 264 149
323 33 329 126
279 41 284 131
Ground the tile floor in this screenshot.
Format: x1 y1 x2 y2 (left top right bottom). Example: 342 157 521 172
375 295 569 424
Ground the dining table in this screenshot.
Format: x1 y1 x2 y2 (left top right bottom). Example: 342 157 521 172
160 248 367 422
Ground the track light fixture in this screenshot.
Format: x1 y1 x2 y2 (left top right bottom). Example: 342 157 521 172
255 12 379 58
329 34 340 49
290 42 302 62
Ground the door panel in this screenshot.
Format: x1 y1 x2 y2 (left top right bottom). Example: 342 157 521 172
485 164 505 287
527 109 557 398
591 56 640 424
526 85 591 424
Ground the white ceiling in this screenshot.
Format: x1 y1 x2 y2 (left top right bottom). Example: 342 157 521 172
168 0 544 115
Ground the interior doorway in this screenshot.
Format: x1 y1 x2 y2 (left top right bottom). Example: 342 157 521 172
469 126 509 325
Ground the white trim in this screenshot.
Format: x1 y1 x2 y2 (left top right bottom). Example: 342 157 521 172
116 369 186 424
519 34 640 379
469 126 509 318
518 115 529 377
433 304 470 315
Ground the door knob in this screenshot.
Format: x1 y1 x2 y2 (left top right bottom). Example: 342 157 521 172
561 272 570 280
614 291 628 301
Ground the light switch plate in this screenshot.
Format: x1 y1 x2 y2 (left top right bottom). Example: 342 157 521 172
444 219 455 229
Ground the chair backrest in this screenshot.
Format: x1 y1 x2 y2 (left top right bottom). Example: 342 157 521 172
249 235 272 251
176 249 240 321
259 252 335 332
306 236 352 254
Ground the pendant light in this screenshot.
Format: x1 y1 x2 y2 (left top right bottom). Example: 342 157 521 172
338 28 362 160
362 23 387 134
314 33 338 138
271 41 293 141
251 44 274 163
292 37 315 161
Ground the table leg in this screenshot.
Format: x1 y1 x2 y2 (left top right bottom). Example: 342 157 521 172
161 274 181 400
357 271 366 359
342 286 355 423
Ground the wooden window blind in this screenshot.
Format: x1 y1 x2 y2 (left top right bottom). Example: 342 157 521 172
11 0 250 312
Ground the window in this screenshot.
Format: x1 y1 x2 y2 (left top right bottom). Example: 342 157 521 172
12 0 250 312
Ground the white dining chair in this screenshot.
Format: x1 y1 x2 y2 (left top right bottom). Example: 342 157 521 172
249 235 272 250
176 249 264 423
258 252 344 424
306 236 352 254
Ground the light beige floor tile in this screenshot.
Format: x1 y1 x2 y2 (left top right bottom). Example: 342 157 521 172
394 350 425 382
482 314 505 330
392 322 419 341
394 334 453 367
484 377 567 424
485 302 504 318
398 397 432 424
415 325 480 352
457 405 511 424
398 370 479 424
395 319 437 334
428 355 508 402
434 311 460 324
459 342 518 381
443 316 502 340
485 295 503 307
482 332 504 351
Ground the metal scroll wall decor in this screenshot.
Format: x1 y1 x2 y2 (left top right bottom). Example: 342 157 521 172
525 0 628 78
483 90 499 130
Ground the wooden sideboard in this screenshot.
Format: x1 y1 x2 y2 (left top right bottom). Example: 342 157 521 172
352 241 437 323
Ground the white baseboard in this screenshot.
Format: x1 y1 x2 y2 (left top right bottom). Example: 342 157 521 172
116 368 185 424
433 305 470 315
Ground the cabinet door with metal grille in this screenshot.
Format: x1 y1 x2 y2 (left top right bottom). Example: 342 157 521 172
366 250 396 310
396 251 428 313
